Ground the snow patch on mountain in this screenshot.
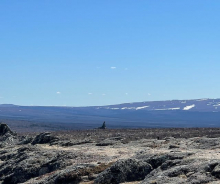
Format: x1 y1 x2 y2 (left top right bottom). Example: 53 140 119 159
213 104 220 107
169 107 181 110
121 107 136 110
155 107 180 111
183 104 195 110
136 106 149 110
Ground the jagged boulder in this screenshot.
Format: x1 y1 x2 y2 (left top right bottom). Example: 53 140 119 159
140 156 219 184
32 164 98 184
0 145 74 184
32 132 59 145
0 123 14 136
20 136 33 144
211 164 220 178
0 123 17 147
94 159 153 184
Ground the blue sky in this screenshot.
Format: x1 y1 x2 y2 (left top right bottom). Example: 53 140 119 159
0 1 220 106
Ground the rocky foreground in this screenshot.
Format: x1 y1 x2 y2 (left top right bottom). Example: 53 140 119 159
1 124 220 183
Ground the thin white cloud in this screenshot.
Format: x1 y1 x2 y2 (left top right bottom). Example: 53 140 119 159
56 92 61 94
88 93 92 95
111 67 116 69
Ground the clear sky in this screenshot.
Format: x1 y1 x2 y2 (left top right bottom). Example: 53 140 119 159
0 1 220 106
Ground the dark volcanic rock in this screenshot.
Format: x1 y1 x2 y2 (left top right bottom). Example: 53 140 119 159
20 136 34 144
32 132 59 145
0 123 18 147
0 123 15 136
191 137 220 149
96 138 120 146
169 144 180 149
1 128 220 184
146 153 191 168
140 158 219 184
34 164 100 184
56 139 93 147
94 159 152 184
211 164 220 178
0 145 73 184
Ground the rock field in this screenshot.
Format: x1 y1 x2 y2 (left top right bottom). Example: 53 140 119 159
1 123 220 184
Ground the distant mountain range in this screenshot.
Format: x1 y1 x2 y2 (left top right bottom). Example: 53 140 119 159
96 98 220 112
0 98 220 132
